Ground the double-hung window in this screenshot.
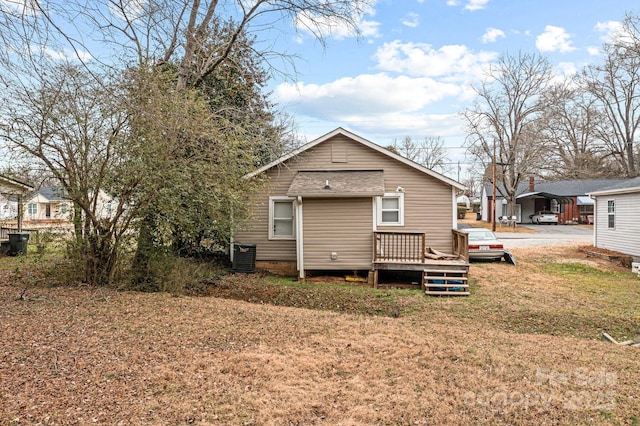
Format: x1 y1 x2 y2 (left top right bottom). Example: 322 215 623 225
607 200 615 229
27 203 37 215
269 197 295 239
376 193 404 226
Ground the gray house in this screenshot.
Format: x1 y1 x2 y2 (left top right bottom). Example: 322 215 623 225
587 177 640 259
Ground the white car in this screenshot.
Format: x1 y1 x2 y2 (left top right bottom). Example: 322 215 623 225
529 210 558 225
462 228 505 261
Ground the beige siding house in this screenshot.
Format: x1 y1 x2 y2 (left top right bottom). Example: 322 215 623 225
234 128 468 289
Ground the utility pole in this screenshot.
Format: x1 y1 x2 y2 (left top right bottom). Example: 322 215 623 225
492 140 497 232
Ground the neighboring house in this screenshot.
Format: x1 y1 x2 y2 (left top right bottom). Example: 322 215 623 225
586 176 640 259
23 186 115 226
0 174 34 244
24 187 73 223
481 178 627 224
0 194 18 220
234 127 469 290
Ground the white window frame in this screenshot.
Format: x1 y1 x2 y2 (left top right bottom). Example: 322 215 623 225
376 192 404 226
607 199 615 229
27 203 37 215
269 196 296 240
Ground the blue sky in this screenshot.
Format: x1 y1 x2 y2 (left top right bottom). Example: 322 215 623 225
267 0 640 178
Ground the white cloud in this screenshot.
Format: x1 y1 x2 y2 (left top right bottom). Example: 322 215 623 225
464 0 489 11
0 0 40 16
40 46 92 62
587 46 600 56
481 27 505 44
535 25 575 53
555 62 578 77
294 2 381 40
402 12 420 28
109 0 147 22
372 40 498 81
595 20 622 42
445 0 489 11
275 74 462 118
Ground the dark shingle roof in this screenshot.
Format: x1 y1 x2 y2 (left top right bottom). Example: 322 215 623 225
287 170 385 197
485 178 628 198
32 186 69 201
586 176 640 194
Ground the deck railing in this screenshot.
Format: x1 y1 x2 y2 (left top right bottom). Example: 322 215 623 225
452 229 469 261
374 231 425 263
373 230 469 263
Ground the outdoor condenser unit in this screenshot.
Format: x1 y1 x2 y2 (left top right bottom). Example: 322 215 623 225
232 243 256 273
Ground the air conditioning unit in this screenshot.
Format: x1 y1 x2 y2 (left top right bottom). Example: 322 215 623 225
232 243 256 273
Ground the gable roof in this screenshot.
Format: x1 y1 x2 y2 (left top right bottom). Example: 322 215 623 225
246 127 465 191
0 174 33 194
27 186 70 202
586 176 640 196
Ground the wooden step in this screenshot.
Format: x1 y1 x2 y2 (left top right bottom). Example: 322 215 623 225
424 283 469 288
425 290 470 296
424 275 467 281
423 269 468 274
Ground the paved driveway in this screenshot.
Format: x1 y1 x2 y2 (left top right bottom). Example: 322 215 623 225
494 224 593 248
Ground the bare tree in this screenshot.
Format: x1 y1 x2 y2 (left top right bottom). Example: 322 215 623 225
460 169 482 198
420 135 452 175
1 64 134 284
537 80 618 179
0 0 373 286
393 135 451 175
463 52 553 222
581 12 640 178
393 136 420 161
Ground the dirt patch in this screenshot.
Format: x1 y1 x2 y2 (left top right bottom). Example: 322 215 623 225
578 245 635 268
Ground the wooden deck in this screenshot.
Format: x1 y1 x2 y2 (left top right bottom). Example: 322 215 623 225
373 230 470 296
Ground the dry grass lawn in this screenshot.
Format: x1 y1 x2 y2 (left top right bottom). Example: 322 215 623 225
1 244 639 425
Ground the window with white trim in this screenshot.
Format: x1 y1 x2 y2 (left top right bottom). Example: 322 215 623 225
27 203 37 215
376 193 404 226
607 200 615 229
269 197 295 239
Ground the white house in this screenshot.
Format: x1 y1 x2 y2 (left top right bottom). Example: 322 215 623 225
587 176 640 259
23 186 116 226
0 195 18 220
0 174 34 231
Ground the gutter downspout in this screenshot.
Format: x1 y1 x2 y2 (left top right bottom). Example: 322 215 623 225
589 195 597 247
296 196 304 280
17 194 23 232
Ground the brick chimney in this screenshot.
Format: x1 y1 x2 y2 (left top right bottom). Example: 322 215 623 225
529 176 535 191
